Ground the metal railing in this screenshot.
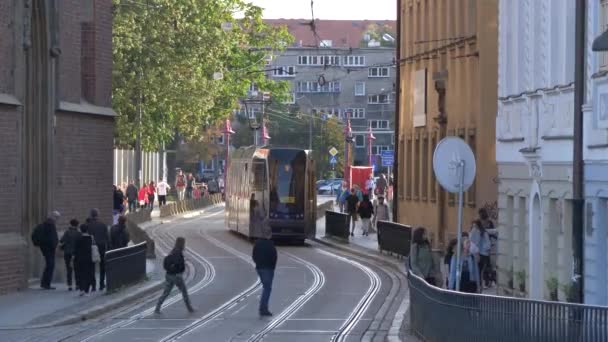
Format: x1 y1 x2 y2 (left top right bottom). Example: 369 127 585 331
408 271 608 342
377 221 411 257
325 211 350 239
159 193 224 218
106 242 147 292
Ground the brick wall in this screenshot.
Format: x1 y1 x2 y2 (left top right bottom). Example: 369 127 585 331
58 0 83 103
0 1 14 94
0 108 20 234
95 0 113 107
54 112 114 225
0 234 28 294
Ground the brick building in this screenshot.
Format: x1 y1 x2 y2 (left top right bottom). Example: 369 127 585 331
0 0 114 294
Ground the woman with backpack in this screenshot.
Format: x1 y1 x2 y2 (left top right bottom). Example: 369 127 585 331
409 227 437 286
155 237 194 314
448 237 480 293
470 219 492 289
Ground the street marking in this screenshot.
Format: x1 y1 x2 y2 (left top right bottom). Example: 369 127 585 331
273 330 337 334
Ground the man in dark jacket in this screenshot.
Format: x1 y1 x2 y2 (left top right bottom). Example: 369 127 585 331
346 189 360 237
110 216 130 249
126 180 138 213
32 211 60 290
87 208 110 291
155 237 194 314
252 204 277 317
60 219 81 291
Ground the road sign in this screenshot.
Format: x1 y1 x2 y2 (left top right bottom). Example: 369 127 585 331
381 150 394 166
329 147 338 156
329 155 338 164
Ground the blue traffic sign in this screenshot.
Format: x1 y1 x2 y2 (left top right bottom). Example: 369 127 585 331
329 155 338 164
381 150 394 166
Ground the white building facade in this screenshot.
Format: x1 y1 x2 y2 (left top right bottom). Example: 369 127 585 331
583 0 608 306
496 0 577 301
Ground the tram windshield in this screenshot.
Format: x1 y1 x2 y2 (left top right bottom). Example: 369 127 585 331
268 149 306 218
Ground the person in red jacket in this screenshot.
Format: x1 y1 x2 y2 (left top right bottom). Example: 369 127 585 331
138 184 148 209
147 181 156 210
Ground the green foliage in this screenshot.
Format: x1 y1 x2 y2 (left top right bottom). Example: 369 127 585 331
112 0 293 150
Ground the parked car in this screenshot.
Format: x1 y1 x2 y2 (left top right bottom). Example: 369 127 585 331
316 179 329 190
318 180 342 195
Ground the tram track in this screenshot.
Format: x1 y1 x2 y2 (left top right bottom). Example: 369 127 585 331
80 214 217 341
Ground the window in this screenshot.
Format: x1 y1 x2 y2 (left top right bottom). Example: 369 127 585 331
355 82 366 96
297 81 340 93
283 92 296 104
313 108 340 117
369 120 390 130
298 55 340 66
414 134 420 200
368 67 390 77
355 135 365 147
320 40 333 47
217 135 225 145
342 108 365 119
298 56 309 65
371 145 390 155
368 94 391 104
272 66 295 77
343 56 366 66
601 0 608 69
406 135 412 200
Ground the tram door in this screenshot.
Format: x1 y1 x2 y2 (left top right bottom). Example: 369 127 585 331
306 157 317 238
249 158 268 237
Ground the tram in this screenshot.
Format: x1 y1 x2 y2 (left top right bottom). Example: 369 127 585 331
225 147 317 243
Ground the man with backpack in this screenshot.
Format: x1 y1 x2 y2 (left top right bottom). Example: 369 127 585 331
110 216 130 250
155 237 194 314
31 211 61 290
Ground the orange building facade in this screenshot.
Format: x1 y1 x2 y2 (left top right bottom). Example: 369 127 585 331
396 0 498 247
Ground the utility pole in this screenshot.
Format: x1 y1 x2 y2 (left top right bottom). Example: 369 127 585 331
572 0 586 304
135 70 143 187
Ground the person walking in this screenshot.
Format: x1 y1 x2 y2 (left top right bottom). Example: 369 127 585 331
155 237 194 314
175 170 186 201
448 237 480 293
87 209 109 291
186 173 195 199
110 216 130 250
336 182 349 213
365 175 375 200
126 180 138 213
443 238 458 288
251 199 277 317
357 194 374 236
74 223 96 296
138 185 148 209
373 195 390 229
409 227 437 286
346 189 359 237
470 220 492 289
31 211 60 290
156 179 170 207
147 181 156 210
60 219 81 291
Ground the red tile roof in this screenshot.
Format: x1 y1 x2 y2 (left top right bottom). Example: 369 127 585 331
265 19 396 48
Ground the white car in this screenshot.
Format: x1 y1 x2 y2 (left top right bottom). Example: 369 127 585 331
318 180 342 195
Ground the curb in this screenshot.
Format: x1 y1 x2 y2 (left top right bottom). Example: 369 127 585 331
312 236 410 342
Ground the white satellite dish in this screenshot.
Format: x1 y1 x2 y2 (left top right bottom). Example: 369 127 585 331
432 136 476 292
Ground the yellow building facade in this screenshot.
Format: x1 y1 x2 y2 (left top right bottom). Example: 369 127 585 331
396 0 498 247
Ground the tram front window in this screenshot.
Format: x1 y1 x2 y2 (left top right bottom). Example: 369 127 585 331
269 150 306 219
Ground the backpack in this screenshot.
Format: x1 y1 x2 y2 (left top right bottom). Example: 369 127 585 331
31 224 44 247
163 252 181 274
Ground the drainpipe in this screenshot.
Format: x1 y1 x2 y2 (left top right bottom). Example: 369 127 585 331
434 79 448 246
572 0 585 304
393 0 402 221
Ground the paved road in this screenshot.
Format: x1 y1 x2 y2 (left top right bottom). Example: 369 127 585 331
0 206 407 342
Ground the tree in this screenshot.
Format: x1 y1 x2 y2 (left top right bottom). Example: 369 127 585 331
112 0 293 151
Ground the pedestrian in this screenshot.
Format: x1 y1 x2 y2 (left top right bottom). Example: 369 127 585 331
373 195 390 229
365 174 375 200
345 188 359 237
409 227 437 286
110 216 130 250
336 182 349 213
175 170 186 201
376 173 388 197
113 185 125 225
186 173 195 199
357 194 374 236
470 220 492 289
126 180 138 212
31 211 60 290
156 178 171 207
74 223 96 296
138 185 148 209
354 184 363 202
478 208 495 230
443 238 458 288
59 219 81 291
208 178 219 195
251 199 277 317
155 237 195 314
87 209 109 291
147 181 156 210
448 237 480 293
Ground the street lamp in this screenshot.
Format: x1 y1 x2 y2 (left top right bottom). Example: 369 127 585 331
367 124 376 169
221 119 235 192
343 112 353 187
261 119 271 146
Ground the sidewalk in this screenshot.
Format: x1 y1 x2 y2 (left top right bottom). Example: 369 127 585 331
0 258 162 329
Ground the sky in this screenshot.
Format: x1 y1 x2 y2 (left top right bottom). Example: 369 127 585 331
246 0 396 20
